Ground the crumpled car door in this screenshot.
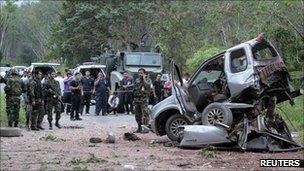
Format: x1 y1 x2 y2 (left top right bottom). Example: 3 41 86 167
224 45 256 99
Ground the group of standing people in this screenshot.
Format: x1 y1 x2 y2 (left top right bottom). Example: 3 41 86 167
63 70 111 119
3 69 63 131
2 66 173 134
121 69 172 133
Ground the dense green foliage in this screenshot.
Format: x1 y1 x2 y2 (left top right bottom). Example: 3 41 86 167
0 0 61 65
186 47 222 73
0 0 303 76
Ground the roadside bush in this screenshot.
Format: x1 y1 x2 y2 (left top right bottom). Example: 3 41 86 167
186 47 222 74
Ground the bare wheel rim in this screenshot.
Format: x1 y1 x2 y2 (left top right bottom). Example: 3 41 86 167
170 118 187 136
207 108 224 124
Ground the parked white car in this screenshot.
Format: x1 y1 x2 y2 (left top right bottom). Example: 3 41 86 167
0 67 11 77
12 66 27 76
74 62 106 79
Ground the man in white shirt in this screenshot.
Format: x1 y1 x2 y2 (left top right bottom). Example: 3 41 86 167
108 92 119 115
55 72 64 95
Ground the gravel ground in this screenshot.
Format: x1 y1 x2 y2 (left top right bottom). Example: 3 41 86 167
0 107 303 170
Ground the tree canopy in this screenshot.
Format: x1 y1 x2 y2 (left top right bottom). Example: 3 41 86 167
0 0 303 75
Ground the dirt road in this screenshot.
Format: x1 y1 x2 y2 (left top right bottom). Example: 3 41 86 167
0 110 303 170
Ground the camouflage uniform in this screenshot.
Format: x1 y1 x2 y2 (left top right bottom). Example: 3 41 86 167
44 78 62 129
4 70 24 127
28 78 45 130
133 78 151 131
22 76 32 128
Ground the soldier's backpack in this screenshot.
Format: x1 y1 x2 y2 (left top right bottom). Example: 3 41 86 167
5 77 23 96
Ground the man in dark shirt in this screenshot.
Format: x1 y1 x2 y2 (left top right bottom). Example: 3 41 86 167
94 72 111 116
153 73 163 104
69 72 83 121
80 70 94 115
120 71 134 114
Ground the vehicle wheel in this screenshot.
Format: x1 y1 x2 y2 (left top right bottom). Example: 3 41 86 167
165 114 189 142
202 102 233 126
0 127 22 137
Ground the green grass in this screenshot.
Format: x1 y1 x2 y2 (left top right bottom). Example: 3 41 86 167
277 96 304 132
40 134 66 142
0 92 26 127
198 148 218 158
68 154 107 167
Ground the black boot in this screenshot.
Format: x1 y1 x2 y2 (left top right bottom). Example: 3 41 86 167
55 120 61 129
37 125 45 130
8 121 13 127
26 118 29 128
14 121 18 127
135 124 142 133
49 122 53 130
30 127 39 131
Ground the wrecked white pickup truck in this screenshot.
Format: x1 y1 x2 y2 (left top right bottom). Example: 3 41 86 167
150 34 303 151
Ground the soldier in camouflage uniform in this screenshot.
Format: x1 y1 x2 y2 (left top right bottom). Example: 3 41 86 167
28 70 45 131
44 71 62 129
4 69 24 127
133 68 151 133
22 70 32 129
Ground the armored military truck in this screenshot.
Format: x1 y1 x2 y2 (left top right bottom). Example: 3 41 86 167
104 51 163 113
106 51 163 92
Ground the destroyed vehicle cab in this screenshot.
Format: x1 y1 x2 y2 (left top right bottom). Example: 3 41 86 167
150 34 303 142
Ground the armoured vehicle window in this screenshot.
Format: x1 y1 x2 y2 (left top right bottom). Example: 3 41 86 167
142 54 161 66
125 53 161 66
230 48 247 73
126 54 141 65
252 42 277 60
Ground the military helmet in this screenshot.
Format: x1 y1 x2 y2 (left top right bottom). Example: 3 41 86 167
9 68 19 75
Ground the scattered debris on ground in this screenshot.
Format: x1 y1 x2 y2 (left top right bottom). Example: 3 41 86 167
89 137 102 143
62 125 84 129
0 127 22 137
105 132 115 143
141 125 150 133
124 132 141 141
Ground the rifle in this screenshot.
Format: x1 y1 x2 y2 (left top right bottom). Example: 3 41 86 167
47 84 65 113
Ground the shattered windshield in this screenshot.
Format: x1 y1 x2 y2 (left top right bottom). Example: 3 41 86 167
252 42 278 60
125 53 161 66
